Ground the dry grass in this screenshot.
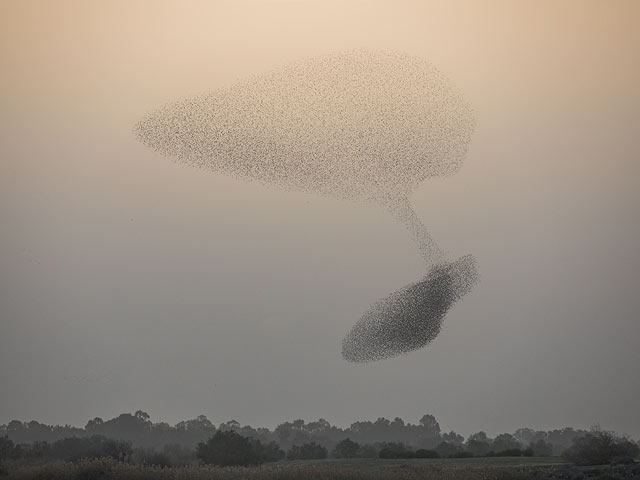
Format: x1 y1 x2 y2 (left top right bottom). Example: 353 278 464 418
4 457 569 480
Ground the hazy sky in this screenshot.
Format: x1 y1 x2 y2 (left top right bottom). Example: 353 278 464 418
1 0 639 439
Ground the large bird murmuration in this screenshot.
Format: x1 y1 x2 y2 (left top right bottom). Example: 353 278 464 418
135 50 478 363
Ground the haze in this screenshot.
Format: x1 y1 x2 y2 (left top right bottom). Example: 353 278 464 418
1 0 639 439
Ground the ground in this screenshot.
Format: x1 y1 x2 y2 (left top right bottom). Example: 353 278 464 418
5 456 640 480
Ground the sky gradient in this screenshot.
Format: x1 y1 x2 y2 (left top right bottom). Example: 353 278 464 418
1 0 639 438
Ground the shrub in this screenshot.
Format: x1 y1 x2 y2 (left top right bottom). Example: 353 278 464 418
253 440 285 462
465 439 492 457
563 430 640 466
358 444 379 458
196 430 263 466
415 449 440 458
47 436 132 462
286 442 327 460
528 439 553 457
379 443 414 459
332 438 360 458
434 441 461 458
101 438 132 462
161 443 197 465
0 437 14 461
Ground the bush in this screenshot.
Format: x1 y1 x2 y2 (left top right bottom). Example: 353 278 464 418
253 440 285 462
2 435 133 462
48 436 132 462
379 443 414 459
160 443 197 466
434 441 461 458
196 430 263 466
563 430 640 466
465 439 492 457
415 449 440 458
0 437 14 461
100 438 133 462
286 442 327 460
528 439 553 457
332 438 360 458
358 444 379 458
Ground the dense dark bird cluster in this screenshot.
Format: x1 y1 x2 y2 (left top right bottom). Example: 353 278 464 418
342 255 478 362
135 50 478 362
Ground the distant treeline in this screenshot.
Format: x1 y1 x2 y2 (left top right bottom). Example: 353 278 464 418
0 411 632 461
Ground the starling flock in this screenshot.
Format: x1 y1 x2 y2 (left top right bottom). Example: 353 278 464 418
135 50 478 362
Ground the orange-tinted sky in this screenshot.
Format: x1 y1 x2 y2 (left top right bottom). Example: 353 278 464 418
1 0 639 437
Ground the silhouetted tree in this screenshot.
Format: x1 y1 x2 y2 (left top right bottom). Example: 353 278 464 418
48 435 131 461
442 431 464 446
547 427 588 455
415 448 440 458
252 440 285 462
286 442 327 460
332 438 360 458
275 420 313 450
1 411 614 460
489 448 523 457
492 433 520 452
465 432 492 456
85 417 104 433
161 443 197 465
434 441 460 458
514 428 547 447
102 438 133 461
529 439 553 456
0 437 13 460
358 444 379 458
563 430 639 466
379 442 414 459
196 430 262 466
419 415 440 434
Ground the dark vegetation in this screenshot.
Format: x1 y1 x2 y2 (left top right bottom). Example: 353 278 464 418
196 430 269 466
1 412 638 474
562 430 639 466
0 412 602 455
4 457 640 480
286 442 328 460
0 435 132 462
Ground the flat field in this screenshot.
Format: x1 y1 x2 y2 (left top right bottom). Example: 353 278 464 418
5 456 639 480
